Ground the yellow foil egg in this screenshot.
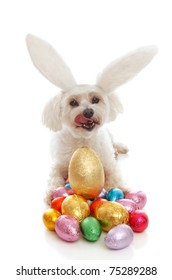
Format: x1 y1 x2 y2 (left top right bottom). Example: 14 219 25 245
68 147 105 199
43 208 61 231
61 194 90 223
95 201 129 232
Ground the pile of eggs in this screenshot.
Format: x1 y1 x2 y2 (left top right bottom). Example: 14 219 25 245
43 147 149 250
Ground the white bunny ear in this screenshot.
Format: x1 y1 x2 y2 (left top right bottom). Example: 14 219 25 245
26 34 76 91
96 46 157 93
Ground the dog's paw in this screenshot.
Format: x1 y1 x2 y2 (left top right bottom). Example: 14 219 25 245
45 177 66 205
49 175 66 188
104 176 130 195
117 186 130 197
113 142 129 158
104 184 130 197
44 188 55 205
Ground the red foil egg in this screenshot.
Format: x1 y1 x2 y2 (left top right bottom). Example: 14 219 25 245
51 197 66 213
129 210 149 232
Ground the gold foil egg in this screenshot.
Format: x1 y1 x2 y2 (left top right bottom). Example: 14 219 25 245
61 194 90 223
68 147 105 199
43 208 61 231
95 201 129 232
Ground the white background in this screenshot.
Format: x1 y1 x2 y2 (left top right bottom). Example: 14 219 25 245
0 0 172 279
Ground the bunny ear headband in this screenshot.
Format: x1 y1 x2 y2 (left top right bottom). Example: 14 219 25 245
26 34 157 93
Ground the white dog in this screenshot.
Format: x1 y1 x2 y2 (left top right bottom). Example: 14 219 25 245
26 35 157 204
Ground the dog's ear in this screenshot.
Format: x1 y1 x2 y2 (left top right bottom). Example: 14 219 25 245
42 94 62 131
96 46 157 93
26 34 76 91
107 93 123 122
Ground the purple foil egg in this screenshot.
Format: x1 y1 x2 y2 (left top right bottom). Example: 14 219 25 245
125 191 147 209
117 198 137 213
55 215 81 242
52 187 74 199
104 224 134 250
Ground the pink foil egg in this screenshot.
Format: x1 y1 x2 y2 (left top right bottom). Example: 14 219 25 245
55 215 81 242
52 187 74 199
117 198 137 213
104 224 134 250
125 191 147 209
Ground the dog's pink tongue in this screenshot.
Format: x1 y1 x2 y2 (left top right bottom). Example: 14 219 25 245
74 114 93 125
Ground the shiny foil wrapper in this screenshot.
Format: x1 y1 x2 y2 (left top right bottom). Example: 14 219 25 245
95 201 129 231
61 194 90 223
125 191 147 209
104 224 134 249
129 210 149 232
42 208 61 231
68 147 105 199
117 198 137 213
55 215 81 242
80 217 102 242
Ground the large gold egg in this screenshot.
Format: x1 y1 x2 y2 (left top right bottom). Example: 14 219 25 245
43 208 61 231
68 147 105 199
61 194 90 223
95 201 129 232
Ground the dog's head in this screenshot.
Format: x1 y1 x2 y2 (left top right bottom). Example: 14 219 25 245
26 34 157 138
42 84 122 138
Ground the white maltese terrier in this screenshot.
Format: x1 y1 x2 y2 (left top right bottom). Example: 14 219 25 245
26 35 157 204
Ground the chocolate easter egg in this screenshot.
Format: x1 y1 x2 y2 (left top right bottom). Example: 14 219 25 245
95 201 129 231
55 215 81 242
51 197 66 213
129 210 149 232
104 224 134 249
117 198 137 213
106 188 124 201
52 186 74 199
125 191 147 209
68 147 105 199
61 194 90 222
90 198 107 216
80 217 102 241
42 208 61 231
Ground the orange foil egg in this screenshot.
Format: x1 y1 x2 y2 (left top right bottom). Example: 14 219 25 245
95 201 129 232
90 198 107 216
51 197 66 213
61 194 90 223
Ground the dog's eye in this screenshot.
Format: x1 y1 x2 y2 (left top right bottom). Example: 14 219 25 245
70 99 79 107
92 96 100 104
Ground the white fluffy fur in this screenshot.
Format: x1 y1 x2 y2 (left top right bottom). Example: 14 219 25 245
26 34 157 204
96 46 157 93
26 34 76 90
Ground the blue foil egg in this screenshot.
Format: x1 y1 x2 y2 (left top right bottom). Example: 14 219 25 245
65 183 71 189
106 188 124 201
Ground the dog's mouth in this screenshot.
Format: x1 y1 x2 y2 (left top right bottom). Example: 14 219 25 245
74 114 98 131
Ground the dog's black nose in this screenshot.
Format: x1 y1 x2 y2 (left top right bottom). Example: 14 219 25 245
83 108 94 118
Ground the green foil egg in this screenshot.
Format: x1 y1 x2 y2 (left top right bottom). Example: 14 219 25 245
80 217 102 241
